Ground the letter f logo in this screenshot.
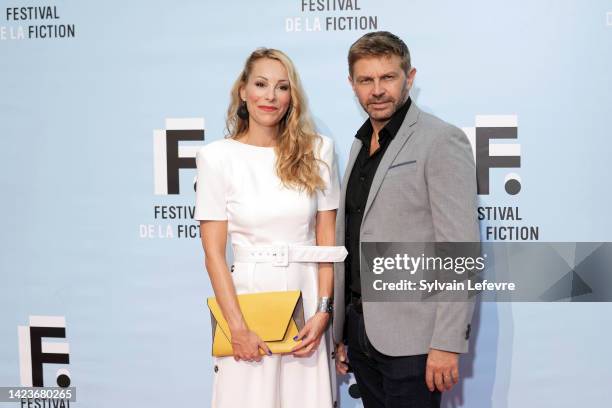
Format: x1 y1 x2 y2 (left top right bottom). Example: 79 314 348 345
463 115 521 195
18 316 71 387
153 118 205 195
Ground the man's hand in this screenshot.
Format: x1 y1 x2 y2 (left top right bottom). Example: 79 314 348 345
335 342 349 375
426 348 459 392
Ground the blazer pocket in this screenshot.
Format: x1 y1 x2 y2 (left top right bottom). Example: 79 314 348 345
386 160 417 177
388 159 417 170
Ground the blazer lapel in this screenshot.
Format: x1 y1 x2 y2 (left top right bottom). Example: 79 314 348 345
341 139 363 199
337 138 362 245
362 103 421 221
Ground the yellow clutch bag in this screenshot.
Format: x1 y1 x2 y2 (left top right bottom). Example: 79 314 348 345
207 290 305 357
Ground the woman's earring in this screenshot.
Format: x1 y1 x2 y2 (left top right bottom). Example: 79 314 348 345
237 100 249 120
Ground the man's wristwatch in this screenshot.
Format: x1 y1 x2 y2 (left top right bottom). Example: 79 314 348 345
316 296 333 313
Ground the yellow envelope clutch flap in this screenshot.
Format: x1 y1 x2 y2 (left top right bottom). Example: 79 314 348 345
207 290 305 357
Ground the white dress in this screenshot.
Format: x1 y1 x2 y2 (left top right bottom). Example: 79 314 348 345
194 135 340 408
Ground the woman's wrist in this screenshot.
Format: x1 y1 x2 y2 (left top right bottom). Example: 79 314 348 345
229 319 249 335
316 296 334 314
313 311 331 331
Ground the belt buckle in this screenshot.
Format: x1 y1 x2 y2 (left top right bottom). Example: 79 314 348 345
271 243 289 267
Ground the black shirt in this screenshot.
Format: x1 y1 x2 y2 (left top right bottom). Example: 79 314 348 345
344 97 411 298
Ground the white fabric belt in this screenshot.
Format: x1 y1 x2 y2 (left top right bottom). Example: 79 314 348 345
233 243 348 267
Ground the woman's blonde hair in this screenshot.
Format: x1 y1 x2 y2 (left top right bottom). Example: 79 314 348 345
225 48 325 195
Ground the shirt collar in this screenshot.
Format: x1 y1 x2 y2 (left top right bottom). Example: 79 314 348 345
355 97 412 145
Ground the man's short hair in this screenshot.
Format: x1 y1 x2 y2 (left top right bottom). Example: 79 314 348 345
348 31 411 77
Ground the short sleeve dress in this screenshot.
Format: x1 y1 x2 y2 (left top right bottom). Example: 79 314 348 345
195 135 340 408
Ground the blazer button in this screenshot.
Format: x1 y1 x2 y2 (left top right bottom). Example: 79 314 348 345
214 365 219 373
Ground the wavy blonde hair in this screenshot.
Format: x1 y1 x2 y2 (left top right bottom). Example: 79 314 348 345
225 48 325 195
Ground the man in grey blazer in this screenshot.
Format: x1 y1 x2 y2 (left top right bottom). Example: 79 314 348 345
333 31 479 407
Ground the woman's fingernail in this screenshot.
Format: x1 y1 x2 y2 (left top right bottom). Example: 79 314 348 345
268 350 272 355
293 336 298 341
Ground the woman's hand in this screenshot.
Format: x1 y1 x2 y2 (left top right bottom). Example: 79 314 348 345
230 328 271 362
290 312 330 358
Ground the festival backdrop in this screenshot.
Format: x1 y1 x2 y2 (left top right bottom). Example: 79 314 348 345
1 0 612 407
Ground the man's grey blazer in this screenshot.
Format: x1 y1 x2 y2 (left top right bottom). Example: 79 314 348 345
333 102 480 356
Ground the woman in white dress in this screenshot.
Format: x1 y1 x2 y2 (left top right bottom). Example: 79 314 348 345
195 48 346 407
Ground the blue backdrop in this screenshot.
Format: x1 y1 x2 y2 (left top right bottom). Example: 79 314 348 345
2 0 612 406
